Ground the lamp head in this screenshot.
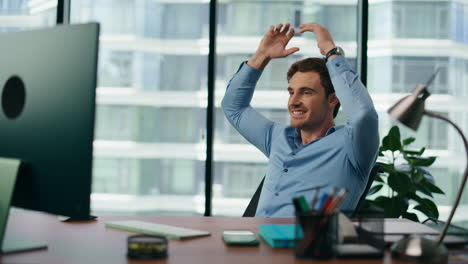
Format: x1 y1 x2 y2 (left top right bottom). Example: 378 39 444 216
387 84 430 131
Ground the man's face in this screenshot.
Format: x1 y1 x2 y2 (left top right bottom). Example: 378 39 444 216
287 71 336 131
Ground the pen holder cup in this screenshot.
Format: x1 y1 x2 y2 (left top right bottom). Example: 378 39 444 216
294 211 338 260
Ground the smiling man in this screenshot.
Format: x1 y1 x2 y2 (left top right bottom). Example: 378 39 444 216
221 23 379 217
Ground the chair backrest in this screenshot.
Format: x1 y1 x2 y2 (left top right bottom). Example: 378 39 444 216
352 164 384 217
242 177 265 217
243 164 383 217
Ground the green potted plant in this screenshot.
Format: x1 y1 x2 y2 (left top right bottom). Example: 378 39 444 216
364 125 445 222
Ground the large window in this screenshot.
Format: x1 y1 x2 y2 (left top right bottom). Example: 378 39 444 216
0 0 57 32
71 0 209 215
7 0 464 218
213 0 358 216
394 1 449 39
368 0 468 223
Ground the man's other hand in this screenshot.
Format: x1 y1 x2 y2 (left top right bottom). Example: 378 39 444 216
248 23 299 69
298 23 336 56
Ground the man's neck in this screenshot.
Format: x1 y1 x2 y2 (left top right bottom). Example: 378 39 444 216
300 121 335 145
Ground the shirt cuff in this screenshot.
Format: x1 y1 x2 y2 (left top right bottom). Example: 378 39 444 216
234 61 264 84
326 56 355 78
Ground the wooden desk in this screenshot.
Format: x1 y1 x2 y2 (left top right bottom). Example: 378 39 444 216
1 210 395 264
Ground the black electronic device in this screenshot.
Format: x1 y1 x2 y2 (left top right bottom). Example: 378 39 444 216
127 235 168 259
0 23 100 254
336 244 383 258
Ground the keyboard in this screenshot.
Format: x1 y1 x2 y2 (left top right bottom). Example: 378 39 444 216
105 220 211 240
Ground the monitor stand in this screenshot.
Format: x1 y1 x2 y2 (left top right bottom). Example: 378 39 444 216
58 215 97 222
1 234 47 254
0 158 47 254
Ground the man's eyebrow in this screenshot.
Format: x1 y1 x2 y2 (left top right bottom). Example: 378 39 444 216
287 87 317 91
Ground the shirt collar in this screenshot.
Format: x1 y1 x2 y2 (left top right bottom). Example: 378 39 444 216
288 126 336 147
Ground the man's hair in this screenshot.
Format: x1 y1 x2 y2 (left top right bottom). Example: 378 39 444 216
286 58 340 118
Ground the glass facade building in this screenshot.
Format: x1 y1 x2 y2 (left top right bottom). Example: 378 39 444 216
2 0 468 221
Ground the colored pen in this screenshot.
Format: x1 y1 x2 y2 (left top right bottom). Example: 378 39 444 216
316 193 328 211
297 196 310 212
310 189 320 211
321 188 337 212
292 197 303 213
325 188 348 214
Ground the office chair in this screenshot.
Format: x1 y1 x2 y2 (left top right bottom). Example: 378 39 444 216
352 164 384 217
242 164 383 217
242 177 264 217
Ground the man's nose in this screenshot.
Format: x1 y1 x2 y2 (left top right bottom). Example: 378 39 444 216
289 94 301 107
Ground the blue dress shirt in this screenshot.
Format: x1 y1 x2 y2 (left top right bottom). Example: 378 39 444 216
221 56 379 217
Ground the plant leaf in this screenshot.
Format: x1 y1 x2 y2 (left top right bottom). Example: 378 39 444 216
380 126 402 152
403 150 421 155
371 196 408 218
376 162 395 173
388 126 401 142
388 171 412 195
371 197 389 216
420 178 445 194
414 183 434 197
402 212 420 222
403 137 415 146
382 135 402 152
418 147 426 156
381 136 390 152
368 184 383 196
411 169 425 183
388 196 408 218
414 198 439 219
407 192 420 201
407 156 437 167
374 174 384 183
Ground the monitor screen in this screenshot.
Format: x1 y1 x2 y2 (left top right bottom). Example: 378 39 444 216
0 23 99 219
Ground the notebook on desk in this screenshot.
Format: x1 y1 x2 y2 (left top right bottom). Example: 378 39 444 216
341 217 439 239
105 220 211 240
347 218 468 247
258 224 295 248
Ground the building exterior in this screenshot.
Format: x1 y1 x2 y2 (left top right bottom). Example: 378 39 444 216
2 0 468 221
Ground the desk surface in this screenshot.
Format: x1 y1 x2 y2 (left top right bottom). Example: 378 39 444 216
1 210 398 264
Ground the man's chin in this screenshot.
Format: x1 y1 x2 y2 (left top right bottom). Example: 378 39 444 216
290 122 303 129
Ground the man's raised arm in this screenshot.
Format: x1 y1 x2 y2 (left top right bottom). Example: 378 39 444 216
299 23 379 175
221 23 299 157
247 23 299 69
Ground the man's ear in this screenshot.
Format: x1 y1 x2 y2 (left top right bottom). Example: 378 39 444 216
328 93 339 107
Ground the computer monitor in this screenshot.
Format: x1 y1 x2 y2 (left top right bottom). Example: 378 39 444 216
0 23 99 253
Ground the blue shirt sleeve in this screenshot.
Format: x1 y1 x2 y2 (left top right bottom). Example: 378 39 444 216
326 56 380 177
221 62 282 157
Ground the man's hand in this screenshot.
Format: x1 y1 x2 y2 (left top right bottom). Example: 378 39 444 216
298 23 336 56
248 23 299 69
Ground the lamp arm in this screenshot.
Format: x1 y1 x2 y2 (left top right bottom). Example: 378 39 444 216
424 110 468 245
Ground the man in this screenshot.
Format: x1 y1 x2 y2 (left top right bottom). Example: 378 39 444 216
221 22 379 217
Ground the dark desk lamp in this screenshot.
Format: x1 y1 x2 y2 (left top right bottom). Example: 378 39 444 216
388 71 468 264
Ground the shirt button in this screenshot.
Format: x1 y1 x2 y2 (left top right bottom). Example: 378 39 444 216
336 63 341 67
275 193 279 196
283 168 288 172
